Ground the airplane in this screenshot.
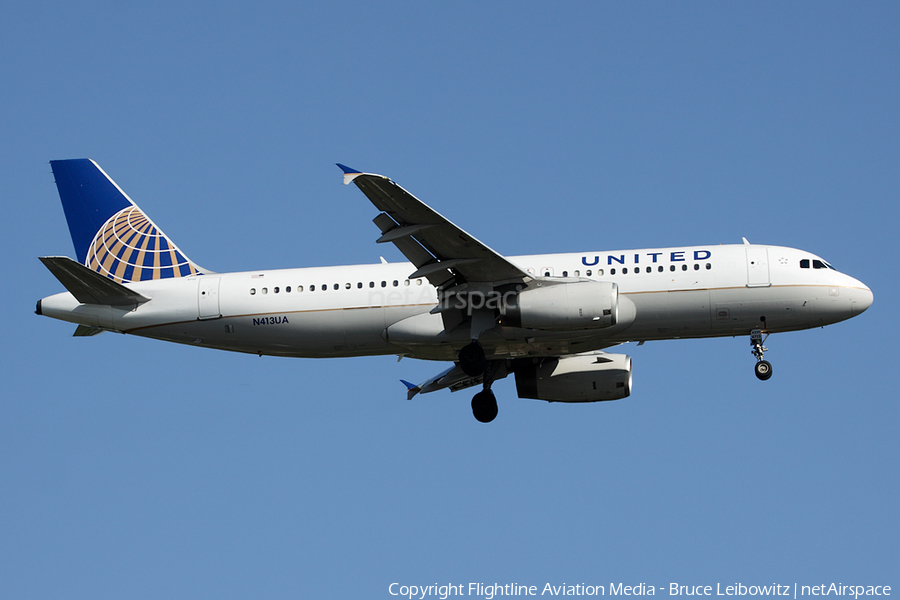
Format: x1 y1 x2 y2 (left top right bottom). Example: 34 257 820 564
36 159 873 422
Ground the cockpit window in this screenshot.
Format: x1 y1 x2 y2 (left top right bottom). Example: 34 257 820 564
802 258 835 270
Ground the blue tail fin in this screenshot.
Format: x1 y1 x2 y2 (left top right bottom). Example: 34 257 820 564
50 159 205 283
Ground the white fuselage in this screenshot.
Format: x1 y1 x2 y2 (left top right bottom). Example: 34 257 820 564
39 243 873 362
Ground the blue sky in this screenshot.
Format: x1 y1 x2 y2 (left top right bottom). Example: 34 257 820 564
2 2 898 598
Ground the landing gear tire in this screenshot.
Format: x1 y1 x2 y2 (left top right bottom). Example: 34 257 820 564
471 390 498 423
459 341 487 377
755 360 773 381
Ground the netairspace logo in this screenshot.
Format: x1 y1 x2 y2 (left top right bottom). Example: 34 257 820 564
387 583 892 600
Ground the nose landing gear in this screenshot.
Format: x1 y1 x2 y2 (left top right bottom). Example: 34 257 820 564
750 328 772 381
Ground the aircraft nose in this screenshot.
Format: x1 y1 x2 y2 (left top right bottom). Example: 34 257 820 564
851 282 874 315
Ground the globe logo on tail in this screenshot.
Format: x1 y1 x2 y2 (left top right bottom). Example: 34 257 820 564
86 206 201 283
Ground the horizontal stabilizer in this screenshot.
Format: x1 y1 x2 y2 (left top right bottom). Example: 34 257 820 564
39 256 150 306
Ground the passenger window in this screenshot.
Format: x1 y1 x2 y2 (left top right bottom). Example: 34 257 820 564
574 270 580 277
262 288 268 295
381 281 387 287
416 279 423 285
334 283 339 290
682 265 688 271
310 285 316 292
800 259 810 269
611 268 616 275
694 264 700 270
586 269 592 276
658 266 663 272
392 280 399 287
250 288 256 295
369 281 375 288
597 269 604 276
345 283 351 289
297 285 303 292
321 284 326 291
404 280 410 286
623 268 628 274
286 286 291 293
357 282 363 289
274 287 280 293
646 267 652 273
670 265 676 272
706 263 711 270
562 271 568 277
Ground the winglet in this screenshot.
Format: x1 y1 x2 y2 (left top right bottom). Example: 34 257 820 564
400 379 420 401
336 163 364 186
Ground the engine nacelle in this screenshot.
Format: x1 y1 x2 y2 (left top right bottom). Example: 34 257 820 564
514 353 632 403
503 280 618 331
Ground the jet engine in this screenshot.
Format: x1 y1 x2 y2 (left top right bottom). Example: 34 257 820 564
514 353 632 402
502 281 618 331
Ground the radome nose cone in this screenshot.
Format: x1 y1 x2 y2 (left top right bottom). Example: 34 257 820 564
852 284 874 315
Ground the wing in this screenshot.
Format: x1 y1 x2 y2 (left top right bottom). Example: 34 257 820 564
338 165 532 288
402 362 509 400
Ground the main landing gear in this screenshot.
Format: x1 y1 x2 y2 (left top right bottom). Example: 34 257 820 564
459 343 500 423
471 389 498 423
750 328 773 381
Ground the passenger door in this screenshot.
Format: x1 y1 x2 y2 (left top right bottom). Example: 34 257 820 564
198 277 221 320
746 248 770 287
